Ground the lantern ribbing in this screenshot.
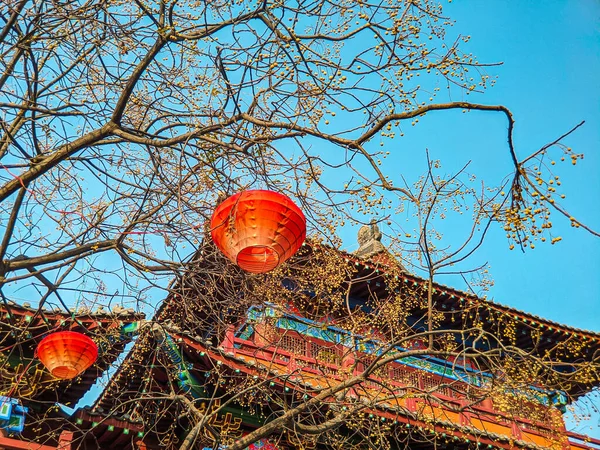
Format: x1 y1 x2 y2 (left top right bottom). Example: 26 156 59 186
37 331 98 379
210 190 306 273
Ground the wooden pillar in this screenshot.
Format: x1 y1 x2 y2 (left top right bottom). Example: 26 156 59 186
342 351 356 372
287 354 297 372
510 421 522 439
458 399 471 426
253 323 273 347
222 324 236 353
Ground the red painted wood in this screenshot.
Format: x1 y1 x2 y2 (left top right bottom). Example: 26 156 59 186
0 435 62 450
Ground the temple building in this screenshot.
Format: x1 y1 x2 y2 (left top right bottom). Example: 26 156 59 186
90 224 600 450
0 301 144 449
2 224 600 449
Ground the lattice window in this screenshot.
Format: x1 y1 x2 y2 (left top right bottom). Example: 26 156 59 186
390 366 420 387
309 341 319 358
501 397 555 429
359 355 388 379
278 334 307 356
420 372 455 397
420 373 436 391
310 342 343 365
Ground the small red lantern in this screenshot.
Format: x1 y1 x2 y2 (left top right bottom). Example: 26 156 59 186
211 190 306 273
36 331 98 379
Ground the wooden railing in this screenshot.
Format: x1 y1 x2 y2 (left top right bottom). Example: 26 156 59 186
219 323 600 449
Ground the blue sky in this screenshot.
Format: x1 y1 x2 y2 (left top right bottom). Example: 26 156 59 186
340 1 599 328
445 1 600 436
339 0 600 436
443 1 599 338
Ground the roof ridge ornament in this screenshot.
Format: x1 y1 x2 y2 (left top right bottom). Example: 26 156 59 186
354 220 386 259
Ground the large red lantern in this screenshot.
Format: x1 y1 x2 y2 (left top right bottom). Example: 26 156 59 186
211 190 306 273
36 331 98 379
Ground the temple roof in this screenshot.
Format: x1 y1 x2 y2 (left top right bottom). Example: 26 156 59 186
342 245 600 340
349 220 598 339
92 238 600 412
0 301 144 407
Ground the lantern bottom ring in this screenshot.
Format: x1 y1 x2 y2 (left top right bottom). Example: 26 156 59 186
236 245 280 273
51 366 80 379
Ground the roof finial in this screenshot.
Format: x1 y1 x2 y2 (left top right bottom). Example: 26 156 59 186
355 220 386 258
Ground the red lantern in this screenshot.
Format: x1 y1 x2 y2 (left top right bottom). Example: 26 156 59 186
36 331 98 379
211 190 306 273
